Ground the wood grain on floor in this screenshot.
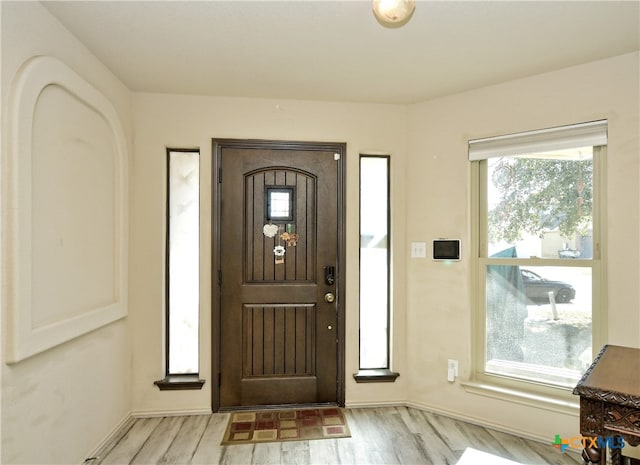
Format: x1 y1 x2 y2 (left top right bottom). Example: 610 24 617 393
89 406 582 465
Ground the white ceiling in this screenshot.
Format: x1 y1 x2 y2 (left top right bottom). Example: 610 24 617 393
43 0 640 104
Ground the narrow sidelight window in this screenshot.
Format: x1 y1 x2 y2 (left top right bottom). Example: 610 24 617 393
166 149 200 375
359 155 391 370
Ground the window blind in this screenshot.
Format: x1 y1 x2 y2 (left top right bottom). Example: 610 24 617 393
468 120 607 161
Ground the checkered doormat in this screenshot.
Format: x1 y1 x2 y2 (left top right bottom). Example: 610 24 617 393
221 407 351 445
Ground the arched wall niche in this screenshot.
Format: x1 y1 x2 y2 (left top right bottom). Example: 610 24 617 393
4 56 128 363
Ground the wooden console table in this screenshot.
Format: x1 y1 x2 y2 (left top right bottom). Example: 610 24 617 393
573 345 640 465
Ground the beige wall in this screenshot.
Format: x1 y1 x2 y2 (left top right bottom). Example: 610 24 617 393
130 94 410 414
405 52 640 441
1 3 132 463
2 2 639 462
130 53 639 441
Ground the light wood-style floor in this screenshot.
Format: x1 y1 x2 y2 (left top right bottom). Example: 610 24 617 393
88 406 582 465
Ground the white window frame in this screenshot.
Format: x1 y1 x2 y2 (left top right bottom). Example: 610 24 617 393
467 121 607 404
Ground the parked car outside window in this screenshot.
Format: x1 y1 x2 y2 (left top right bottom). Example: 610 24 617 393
520 269 576 304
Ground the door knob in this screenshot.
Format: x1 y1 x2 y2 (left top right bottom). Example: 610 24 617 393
324 292 335 303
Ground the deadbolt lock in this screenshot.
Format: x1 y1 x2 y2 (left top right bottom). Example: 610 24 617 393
324 292 335 303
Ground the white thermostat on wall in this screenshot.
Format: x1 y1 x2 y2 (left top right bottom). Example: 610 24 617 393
432 239 461 261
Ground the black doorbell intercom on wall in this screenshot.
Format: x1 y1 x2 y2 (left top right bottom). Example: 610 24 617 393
433 239 461 261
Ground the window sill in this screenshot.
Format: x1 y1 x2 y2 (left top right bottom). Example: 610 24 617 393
461 380 579 416
353 369 400 383
154 375 205 391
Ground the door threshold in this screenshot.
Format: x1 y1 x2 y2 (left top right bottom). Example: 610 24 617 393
218 402 341 413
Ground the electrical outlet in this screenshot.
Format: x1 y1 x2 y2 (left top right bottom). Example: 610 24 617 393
448 359 459 376
447 359 459 382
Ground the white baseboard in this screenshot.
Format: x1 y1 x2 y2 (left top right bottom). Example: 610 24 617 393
85 408 212 462
131 407 213 418
404 399 548 444
346 399 575 452
85 413 133 461
345 399 406 409
404 400 580 459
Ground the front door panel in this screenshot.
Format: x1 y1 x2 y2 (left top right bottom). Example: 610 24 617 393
215 140 345 409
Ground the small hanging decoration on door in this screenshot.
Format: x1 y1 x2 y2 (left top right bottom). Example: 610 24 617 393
265 223 299 264
280 231 299 247
274 245 286 264
280 223 299 247
263 223 279 238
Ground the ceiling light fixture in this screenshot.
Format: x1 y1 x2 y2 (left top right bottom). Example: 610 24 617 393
372 0 416 28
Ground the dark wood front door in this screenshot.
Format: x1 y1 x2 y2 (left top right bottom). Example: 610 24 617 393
213 139 346 410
